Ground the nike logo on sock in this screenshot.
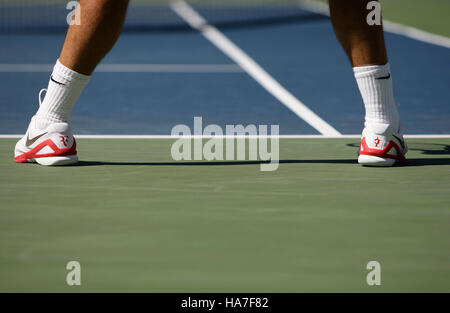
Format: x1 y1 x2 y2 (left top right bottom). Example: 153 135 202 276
51 75 66 86
25 132 47 146
376 73 391 80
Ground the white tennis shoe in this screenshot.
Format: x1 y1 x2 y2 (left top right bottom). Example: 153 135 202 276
358 123 407 167
14 117 78 166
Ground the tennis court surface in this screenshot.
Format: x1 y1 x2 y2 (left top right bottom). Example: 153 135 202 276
0 0 449 292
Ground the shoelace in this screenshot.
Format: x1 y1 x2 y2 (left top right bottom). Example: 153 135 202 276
38 88 47 107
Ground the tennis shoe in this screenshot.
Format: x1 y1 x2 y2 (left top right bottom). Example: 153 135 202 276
358 123 407 167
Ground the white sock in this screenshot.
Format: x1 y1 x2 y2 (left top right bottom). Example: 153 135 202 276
353 63 400 133
35 60 90 129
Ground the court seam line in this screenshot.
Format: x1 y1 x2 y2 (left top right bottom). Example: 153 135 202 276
0 64 244 73
298 0 450 49
1 135 450 139
170 0 342 137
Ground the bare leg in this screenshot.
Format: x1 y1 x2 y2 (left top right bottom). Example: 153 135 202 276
329 0 387 67
14 0 131 166
60 0 130 75
329 0 406 166
34 0 130 129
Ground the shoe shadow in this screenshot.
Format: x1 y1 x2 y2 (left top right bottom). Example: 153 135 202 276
401 158 450 166
346 142 450 167
347 142 450 156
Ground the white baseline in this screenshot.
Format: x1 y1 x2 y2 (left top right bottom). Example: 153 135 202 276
1 135 450 139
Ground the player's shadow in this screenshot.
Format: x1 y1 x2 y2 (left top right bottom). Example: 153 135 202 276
76 143 450 167
76 159 357 167
346 142 450 167
76 158 450 167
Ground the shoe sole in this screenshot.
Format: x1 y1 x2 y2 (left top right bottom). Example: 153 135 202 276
358 155 396 167
35 155 78 166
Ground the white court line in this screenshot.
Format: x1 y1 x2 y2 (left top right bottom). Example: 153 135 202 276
0 64 244 73
1 135 450 139
383 21 450 49
170 0 341 137
298 0 450 49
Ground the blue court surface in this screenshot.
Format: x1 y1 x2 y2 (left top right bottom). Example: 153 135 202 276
0 4 449 136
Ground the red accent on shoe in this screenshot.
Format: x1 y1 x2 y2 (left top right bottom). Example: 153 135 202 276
360 137 406 163
14 138 77 163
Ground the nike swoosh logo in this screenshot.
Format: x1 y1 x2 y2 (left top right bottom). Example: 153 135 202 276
376 73 391 80
392 134 405 150
26 132 47 146
51 75 65 86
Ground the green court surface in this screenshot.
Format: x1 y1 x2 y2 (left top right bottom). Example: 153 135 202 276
312 0 450 37
1 138 449 292
381 0 450 37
